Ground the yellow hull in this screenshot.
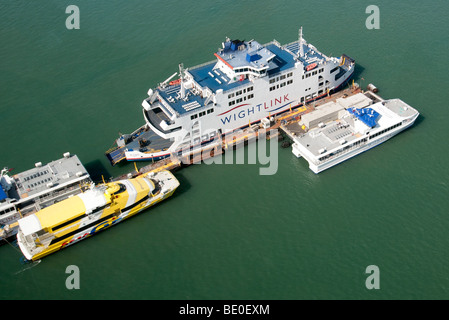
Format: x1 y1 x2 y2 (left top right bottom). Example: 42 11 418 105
27 189 176 261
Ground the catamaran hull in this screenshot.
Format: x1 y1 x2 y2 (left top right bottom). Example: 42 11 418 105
17 189 176 261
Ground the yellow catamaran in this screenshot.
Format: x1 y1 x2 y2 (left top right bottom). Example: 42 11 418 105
17 170 179 261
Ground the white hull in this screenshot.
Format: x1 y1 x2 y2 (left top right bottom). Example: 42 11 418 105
292 106 419 173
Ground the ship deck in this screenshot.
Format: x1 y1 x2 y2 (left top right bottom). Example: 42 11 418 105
188 61 250 93
157 84 210 116
105 126 172 166
280 88 417 160
8 154 90 201
265 43 297 76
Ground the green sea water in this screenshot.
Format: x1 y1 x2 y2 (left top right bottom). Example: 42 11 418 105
1 0 448 300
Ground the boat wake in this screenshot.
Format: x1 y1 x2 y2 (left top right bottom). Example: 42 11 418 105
14 258 41 275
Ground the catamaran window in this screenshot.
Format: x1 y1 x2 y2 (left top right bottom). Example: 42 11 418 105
207 108 214 114
199 111 206 117
113 183 127 195
236 90 242 96
280 75 286 80
247 86 253 92
287 72 293 77
312 71 317 75
236 98 243 103
190 114 198 120
0 207 15 215
330 66 339 74
228 93 234 99
280 82 286 87
302 75 305 79
269 78 276 84
248 94 254 99
287 80 293 85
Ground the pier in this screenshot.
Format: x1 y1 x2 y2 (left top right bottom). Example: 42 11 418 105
109 84 384 179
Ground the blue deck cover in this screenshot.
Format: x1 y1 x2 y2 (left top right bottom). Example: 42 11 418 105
0 186 8 201
348 107 379 128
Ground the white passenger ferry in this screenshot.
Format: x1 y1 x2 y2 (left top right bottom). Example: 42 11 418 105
290 93 419 173
123 28 355 162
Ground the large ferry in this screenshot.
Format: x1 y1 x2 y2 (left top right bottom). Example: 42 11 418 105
1 153 92 242
289 92 419 173
108 28 355 163
17 170 179 261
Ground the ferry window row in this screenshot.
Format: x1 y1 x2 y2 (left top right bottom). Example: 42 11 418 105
369 123 401 140
330 67 339 74
0 207 16 216
300 87 327 103
228 93 254 106
228 86 253 99
302 68 324 79
269 79 293 91
234 67 266 76
269 72 293 84
190 108 214 120
318 138 368 162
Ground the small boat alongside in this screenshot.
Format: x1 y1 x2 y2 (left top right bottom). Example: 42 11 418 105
1 153 92 242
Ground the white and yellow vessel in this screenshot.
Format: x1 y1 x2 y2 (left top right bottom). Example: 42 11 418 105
16 170 179 261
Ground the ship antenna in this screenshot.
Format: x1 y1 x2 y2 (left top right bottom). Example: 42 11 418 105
299 26 304 57
179 63 185 99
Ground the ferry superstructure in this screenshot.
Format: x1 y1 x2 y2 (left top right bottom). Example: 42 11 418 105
0 153 92 242
17 170 179 261
124 28 355 162
289 93 419 173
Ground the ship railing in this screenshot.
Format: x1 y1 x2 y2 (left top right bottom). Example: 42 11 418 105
314 138 368 165
188 59 217 71
271 39 281 47
283 39 300 49
282 45 298 59
262 40 277 48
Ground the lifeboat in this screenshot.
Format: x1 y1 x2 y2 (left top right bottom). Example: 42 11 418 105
169 79 181 86
306 63 317 72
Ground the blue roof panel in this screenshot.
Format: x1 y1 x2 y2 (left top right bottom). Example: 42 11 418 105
0 186 8 201
189 62 249 93
348 107 380 128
